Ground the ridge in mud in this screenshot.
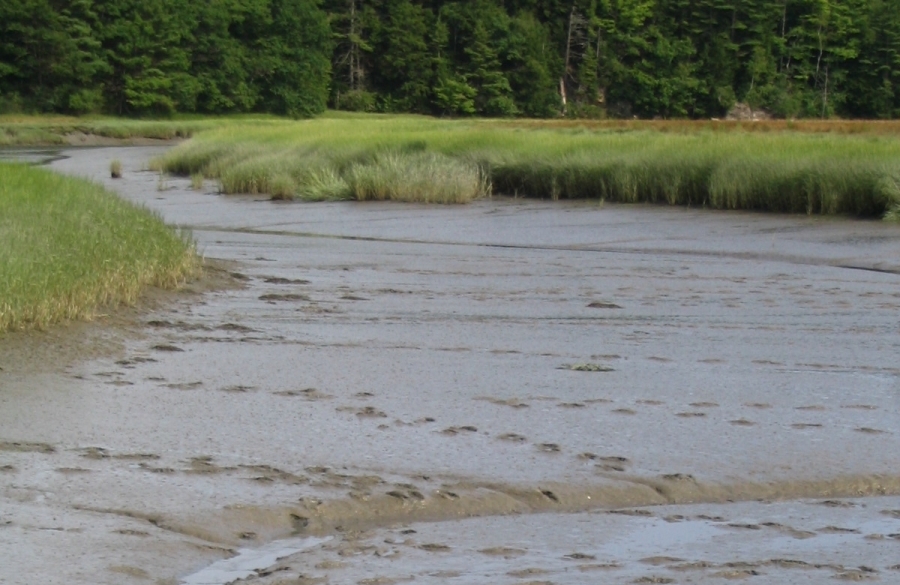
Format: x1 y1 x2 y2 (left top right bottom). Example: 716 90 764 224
126 473 900 549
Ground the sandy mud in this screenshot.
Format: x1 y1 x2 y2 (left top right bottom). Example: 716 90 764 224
1 146 899 584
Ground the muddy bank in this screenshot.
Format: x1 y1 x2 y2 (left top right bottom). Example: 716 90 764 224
1 145 899 584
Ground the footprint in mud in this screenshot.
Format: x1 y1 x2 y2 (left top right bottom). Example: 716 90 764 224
263 276 310 285
689 401 719 408
479 547 527 558
340 294 368 301
115 356 158 367
150 344 184 352
274 388 332 400
55 467 91 474
580 453 630 471
497 433 527 443
711 569 761 579
744 402 772 409
795 405 827 411
441 426 478 435
507 567 550 578
0 441 55 454
608 509 654 517
791 423 823 429
0 465 15 472
880 509 900 518
637 400 665 406
259 293 310 302
240 464 306 484
215 323 256 333
587 301 622 309
559 362 615 372
558 402 586 408
220 385 255 393
417 543 451 552
634 575 676 583
355 406 388 419
817 526 861 534
855 427 889 434
114 529 150 537
640 556 684 566
387 488 425 501
612 408 637 415
164 381 203 390
833 569 879 581
675 412 706 418
475 396 530 409
729 418 756 426
536 443 561 453
564 552 596 560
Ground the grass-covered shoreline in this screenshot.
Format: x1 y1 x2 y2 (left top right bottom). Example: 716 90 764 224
0 114 289 146
0 163 198 333
155 115 900 218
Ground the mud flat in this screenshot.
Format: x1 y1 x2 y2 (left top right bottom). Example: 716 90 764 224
1 146 899 584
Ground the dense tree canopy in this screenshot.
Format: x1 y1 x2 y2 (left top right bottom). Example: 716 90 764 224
1 0 899 118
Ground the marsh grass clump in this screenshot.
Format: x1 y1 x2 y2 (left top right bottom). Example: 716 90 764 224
346 152 486 204
154 116 900 217
190 173 204 190
110 159 122 178
0 163 198 332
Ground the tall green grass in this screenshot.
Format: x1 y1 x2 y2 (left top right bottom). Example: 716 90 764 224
154 116 900 217
0 163 198 332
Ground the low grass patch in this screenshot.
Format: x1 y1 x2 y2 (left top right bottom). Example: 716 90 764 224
155 115 900 218
0 113 287 146
0 163 198 332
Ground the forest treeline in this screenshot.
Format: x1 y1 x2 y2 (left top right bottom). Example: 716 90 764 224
1 0 899 119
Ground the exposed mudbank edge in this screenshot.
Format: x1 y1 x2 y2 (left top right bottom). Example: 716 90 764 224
63 131 184 147
97 473 900 550
0 258 245 375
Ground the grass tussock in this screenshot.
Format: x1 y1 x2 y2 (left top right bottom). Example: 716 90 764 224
0 163 198 333
152 115 900 217
110 159 122 178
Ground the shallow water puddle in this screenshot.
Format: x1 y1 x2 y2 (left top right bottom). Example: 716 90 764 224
181 536 331 585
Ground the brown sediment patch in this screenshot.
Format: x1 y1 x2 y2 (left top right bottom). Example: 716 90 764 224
730 419 756 426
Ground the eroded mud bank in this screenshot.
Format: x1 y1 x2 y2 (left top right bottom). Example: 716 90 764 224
1 146 899 584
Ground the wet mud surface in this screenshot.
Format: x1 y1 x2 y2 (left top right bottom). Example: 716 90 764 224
1 146 899 584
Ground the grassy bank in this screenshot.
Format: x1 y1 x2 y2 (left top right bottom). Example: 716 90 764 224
155 115 900 218
0 114 288 146
0 163 198 332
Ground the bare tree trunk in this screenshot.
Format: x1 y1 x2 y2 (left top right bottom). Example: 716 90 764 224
559 77 567 114
564 3 576 83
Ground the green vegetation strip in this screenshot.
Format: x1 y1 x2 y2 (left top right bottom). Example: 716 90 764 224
156 116 900 218
0 163 198 332
0 114 289 147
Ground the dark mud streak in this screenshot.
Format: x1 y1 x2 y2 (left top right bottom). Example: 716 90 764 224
191 226 900 276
